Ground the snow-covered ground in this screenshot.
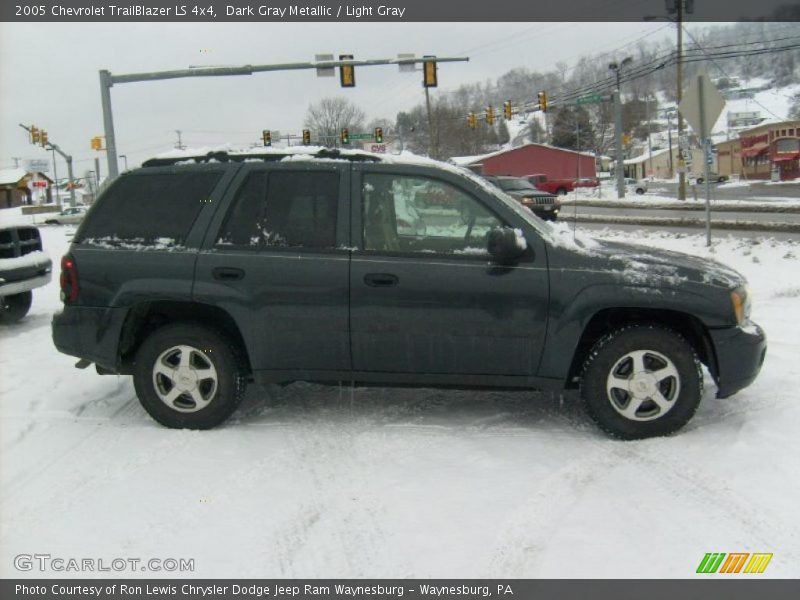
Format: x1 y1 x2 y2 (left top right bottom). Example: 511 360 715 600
1 225 799 579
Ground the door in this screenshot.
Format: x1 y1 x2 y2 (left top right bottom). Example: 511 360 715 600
349 166 549 376
193 163 351 374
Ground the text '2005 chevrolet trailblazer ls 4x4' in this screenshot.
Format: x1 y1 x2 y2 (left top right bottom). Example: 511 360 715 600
51 149 766 439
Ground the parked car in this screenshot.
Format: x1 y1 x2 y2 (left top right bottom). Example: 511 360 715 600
52 149 766 439
525 173 576 195
44 206 88 225
695 172 729 185
624 178 648 195
0 224 52 323
575 177 600 188
483 175 560 221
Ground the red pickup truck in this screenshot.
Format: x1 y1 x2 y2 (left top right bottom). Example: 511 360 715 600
525 174 576 196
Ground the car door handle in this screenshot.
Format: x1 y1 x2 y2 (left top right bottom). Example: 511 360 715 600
212 267 245 281
364 273 399 287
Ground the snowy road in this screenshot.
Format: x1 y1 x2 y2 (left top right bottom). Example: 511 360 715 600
1 226 799 578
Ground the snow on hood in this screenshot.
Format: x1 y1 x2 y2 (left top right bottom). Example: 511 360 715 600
597 239 745 288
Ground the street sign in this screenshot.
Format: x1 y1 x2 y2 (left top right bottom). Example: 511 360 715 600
678 72 725 139
576 94 608 106
25 159 49 173
315 54 335 77
349 133 375 140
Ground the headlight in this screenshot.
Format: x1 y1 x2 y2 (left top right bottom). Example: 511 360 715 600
731 286 751 325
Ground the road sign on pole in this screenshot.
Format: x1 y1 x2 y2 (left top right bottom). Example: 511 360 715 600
678 71 725 140
576 94 609 106
678 71 725 247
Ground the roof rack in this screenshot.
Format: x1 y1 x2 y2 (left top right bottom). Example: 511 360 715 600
141 148 383 168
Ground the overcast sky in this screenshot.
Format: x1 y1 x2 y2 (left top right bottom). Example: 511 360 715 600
1 21 690 176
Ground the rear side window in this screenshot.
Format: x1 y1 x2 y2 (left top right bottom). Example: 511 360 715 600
216 170 339 250
77 172 221 248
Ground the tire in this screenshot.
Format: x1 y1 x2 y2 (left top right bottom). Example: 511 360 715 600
0 291 33 324
133 323 246 429
580 325 702 440
635 187 645 195
696 178 704 185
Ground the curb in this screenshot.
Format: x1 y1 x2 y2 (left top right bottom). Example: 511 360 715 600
558 214 800 233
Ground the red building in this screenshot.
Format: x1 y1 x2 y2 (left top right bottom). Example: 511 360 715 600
452 143 597 180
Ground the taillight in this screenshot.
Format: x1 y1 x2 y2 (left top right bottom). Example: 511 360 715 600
60 254 79 303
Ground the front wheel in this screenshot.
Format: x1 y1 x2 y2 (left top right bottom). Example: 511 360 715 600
580 326 702 439
0 291 33 324
133 323 246 429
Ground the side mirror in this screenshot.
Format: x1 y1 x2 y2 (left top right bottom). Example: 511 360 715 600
487 227 527 264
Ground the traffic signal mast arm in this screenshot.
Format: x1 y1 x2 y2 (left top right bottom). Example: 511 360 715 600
18 123 77 206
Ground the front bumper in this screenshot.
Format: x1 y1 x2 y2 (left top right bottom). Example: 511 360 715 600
710 321 767 398
0 272 51 296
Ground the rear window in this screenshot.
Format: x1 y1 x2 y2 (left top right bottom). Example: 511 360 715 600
76 171 221 248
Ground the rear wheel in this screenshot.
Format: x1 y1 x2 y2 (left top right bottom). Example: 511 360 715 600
0 291 33 324
580 325 702 439
133 323 246 429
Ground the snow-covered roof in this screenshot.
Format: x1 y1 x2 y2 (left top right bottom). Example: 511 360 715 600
623 147 673 165
0 168 28 186
450 143 596 167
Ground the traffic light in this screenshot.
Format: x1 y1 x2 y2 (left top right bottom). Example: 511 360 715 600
302 129 311 145
339 54 355 87
486 106 495 126
262 130 272 147
341 128 350 145
504 101 513 120
30 126 40 144
467 112 477 129
538 90 548 113
422 56 438 88
40 131 49 147
374 127 383 143
90 136 103 150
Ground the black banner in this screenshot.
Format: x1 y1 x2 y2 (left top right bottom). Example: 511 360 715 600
4 580 800 600
3 0 800 22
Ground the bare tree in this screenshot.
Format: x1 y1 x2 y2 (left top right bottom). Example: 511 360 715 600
304 97 366 147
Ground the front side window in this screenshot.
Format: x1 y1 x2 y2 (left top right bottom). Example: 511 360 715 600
217 170 339 250
362 173 503 256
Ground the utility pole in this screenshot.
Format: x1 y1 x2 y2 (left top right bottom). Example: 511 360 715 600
424 86 435 158
174 130 186 150
12 157 20 168
51 147 59 204
676 0 687 200
609 57 631 199
646 94 653 177
119 154 128 170
666 110 674 178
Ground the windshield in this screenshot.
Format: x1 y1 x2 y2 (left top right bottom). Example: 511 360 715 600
497 178 537 192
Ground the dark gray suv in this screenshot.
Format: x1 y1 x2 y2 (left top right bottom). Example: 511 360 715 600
52 149 766 439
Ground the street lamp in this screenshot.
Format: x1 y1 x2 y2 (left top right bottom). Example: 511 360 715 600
119 154 129 171
608 57 632 198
